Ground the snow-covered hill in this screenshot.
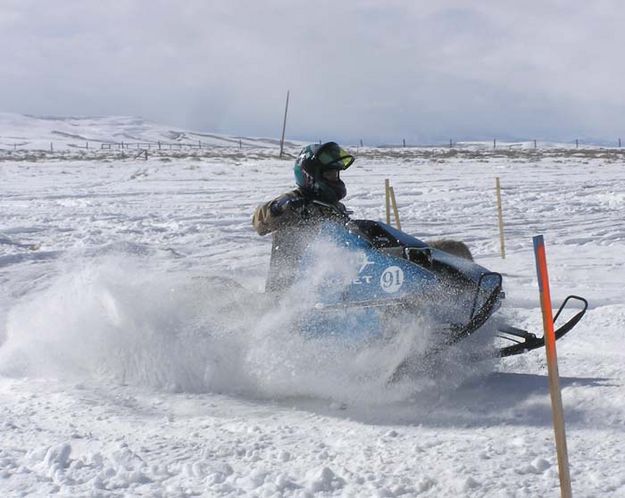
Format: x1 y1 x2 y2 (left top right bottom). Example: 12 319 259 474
0 113 301 150
0 135 624 496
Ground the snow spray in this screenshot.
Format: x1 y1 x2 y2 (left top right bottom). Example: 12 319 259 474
0 246 493 407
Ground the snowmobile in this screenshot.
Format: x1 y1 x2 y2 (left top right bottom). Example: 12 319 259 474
287 201 588 379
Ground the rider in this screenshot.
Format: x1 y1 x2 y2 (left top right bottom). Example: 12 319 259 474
252 141 355 293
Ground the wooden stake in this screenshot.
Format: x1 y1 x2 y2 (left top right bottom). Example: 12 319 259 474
533 235 572 498
389 186 401 231
496 177 506 259
279 90 290 158
384 179 391 225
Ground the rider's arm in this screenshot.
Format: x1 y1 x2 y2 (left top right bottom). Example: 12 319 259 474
252 201 278 235
252 192 303 235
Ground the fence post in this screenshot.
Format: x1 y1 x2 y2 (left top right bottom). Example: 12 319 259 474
496 177 506 259
389 186 401 231
402 139 406 147
493 138 497 149
279 89 290 158
534 140 537 149
360 139 363 147
384 179 391 225
575 139 579 148
450 139 453 148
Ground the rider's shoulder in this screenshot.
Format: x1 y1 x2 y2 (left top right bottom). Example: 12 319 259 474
279 188 306 201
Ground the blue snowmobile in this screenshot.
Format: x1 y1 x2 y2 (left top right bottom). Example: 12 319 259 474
288 201 587 380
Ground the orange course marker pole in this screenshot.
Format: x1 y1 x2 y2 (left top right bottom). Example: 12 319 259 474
533 235 572 498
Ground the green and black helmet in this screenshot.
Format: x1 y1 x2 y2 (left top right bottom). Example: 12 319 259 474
293 142 355 203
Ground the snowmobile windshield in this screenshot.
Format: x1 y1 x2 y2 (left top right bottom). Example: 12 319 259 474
316 144 354 170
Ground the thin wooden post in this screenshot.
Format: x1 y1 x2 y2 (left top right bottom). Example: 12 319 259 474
496 177 506 259
389 186 401 231
360 139 363 147
619 138 621 148
533 235 573 498
402 138 406 147
50 142 53 152
575 139 579 148
534 140 537 149
279 90 290 158
450 139 453 148
493 138 497 149
385 179 391 225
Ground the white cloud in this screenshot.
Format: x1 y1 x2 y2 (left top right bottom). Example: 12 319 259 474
1 0 624 143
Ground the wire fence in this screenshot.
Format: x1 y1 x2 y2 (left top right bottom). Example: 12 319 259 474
1 138 625 156
99 140 241 150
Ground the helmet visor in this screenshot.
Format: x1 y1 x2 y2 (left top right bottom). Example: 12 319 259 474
316 143 354 170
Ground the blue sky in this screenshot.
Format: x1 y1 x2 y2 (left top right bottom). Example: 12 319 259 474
1 1 624 144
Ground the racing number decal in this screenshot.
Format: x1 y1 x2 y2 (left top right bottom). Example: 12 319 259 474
380 266 404 293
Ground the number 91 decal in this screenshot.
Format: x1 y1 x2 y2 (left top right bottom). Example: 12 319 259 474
380 266 404 293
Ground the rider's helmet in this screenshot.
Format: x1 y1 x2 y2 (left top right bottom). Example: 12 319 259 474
293 142 355 203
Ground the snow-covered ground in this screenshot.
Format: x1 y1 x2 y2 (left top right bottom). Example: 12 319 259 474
1 118 625 497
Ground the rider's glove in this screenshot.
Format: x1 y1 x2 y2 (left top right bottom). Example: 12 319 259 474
269 197 307 216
